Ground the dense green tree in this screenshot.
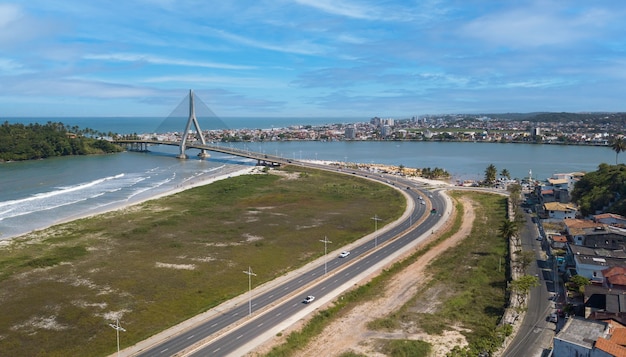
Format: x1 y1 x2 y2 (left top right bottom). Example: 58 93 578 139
569 275 590 294
0 121 122 161
509 275 540 306
571 163 626 217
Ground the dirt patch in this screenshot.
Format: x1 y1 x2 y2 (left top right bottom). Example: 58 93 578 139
250 196 476 356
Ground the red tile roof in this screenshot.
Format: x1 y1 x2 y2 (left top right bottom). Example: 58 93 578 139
596 336 626 356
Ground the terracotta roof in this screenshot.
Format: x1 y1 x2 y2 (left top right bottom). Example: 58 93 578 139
612 328 626 346
541 189 554 195
565 218 602 229
604 267 626 287
604 267 626 278
552 235 568 243
544 202 577 212
596 336 626 356
595 213 626 221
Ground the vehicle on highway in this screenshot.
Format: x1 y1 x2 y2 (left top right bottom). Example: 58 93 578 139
339 251 350 258
303 295 315 304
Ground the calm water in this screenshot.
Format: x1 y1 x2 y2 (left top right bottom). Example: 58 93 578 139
0 117 616 240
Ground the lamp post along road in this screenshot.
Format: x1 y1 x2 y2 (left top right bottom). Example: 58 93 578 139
319 237 332 275
372 214 382 247
243 266 257 316
108 318 126 357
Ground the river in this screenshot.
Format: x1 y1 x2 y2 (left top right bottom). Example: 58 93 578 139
0 117 616 240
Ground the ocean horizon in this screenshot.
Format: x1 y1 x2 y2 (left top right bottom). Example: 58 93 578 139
3 116 368 135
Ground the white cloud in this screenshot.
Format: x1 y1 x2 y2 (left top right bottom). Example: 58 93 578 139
211 28 328 55
83 53 256 70
0 3 58 46
0 3 21 27
462 4 613 48
0 58 29 74
294 0 379 19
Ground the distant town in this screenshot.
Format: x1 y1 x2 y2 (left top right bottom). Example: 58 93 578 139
130 112 626 145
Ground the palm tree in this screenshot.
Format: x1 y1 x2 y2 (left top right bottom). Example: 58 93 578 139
484 164 497 185
500 168 510 180
610 137 626 164
499 220 519 243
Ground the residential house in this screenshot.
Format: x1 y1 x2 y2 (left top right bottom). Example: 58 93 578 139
585 285 626 325
565 219 608 246
594 320 626 357
604 267 626 290
551 234 568 250
595 213 626 228
566 245 626 284
544 201 578 220
553 317 609 356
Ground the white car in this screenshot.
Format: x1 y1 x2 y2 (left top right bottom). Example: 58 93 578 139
339 251 350 258
549 313 558 323
303 295 315 304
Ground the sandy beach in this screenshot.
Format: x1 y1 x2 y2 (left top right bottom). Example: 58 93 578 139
54 165 260 228
0 165 259 244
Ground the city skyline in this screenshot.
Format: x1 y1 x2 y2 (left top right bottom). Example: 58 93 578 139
2 1 626 118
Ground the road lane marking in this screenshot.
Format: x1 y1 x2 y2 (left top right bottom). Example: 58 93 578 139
186 335 195 340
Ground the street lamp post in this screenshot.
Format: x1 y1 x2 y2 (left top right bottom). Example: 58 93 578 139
243 266 257 316
108 318 126 357
372 214 382 247
319 236 332 274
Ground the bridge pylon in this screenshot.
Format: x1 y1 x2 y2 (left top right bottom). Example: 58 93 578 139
177 89 209 159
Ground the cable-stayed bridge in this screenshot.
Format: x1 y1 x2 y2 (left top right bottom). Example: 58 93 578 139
113 90 287 166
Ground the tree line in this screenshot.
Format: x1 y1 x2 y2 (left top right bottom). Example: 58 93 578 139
0 121 122 162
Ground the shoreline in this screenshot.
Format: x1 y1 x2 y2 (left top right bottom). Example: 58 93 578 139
0 165 259 245
2 160 458 245
303 159 454 187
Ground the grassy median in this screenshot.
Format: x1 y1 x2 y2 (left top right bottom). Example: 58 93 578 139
0 165 405 357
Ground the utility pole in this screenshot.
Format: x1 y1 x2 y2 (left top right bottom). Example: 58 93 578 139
243 266 257 316
319 236 332 274
108 318 126 357
372 214 382 247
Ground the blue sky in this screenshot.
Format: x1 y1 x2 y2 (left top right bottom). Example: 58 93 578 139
2 1 626 118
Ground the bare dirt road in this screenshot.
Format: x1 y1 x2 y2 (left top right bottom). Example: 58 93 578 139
249 195 476 356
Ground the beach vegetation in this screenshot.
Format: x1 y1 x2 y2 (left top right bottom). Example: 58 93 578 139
0 165 404 356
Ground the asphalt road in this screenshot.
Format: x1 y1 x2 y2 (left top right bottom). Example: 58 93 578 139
130 168 449 357
503 212 557 357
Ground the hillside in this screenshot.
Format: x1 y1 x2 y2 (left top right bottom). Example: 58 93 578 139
0 121 122 161
571 163 626 217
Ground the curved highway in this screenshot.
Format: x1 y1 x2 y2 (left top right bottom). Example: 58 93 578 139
129 164 449 357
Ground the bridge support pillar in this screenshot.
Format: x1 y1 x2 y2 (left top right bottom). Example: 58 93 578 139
178 89 209 160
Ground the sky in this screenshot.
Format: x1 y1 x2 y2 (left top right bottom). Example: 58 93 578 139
2 0 626 118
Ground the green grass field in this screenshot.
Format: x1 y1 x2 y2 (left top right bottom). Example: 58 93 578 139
0 166 405 357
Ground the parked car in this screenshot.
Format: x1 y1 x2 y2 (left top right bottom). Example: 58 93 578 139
339 251 350 258
549 313 558 323
303 295 315 304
